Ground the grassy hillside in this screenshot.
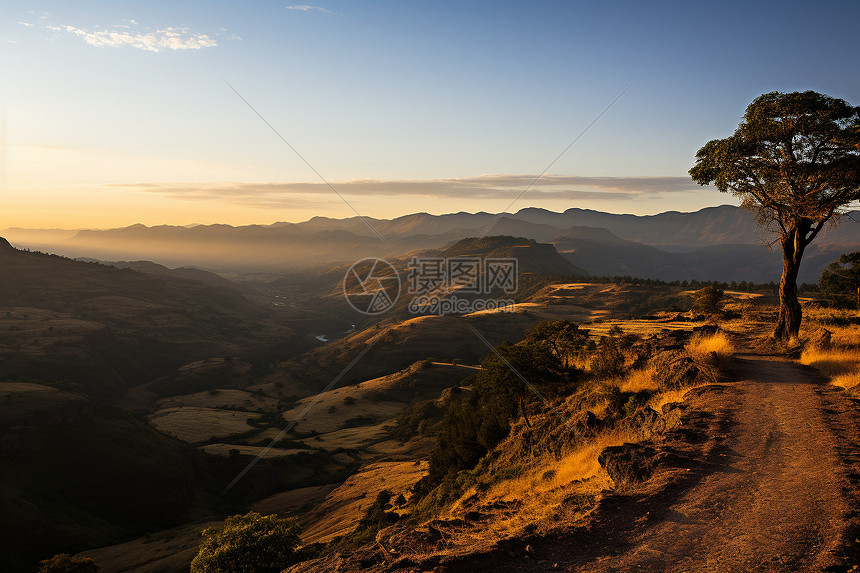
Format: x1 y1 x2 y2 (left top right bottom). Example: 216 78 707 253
0 397 206 572
0 241 315 401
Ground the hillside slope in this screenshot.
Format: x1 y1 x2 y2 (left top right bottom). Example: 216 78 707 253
0 239 314 400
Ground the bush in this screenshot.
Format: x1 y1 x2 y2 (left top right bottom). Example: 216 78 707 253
333 489 400 549
38 554 99 573
190 512 301 573
691 285 724 316
820 251 860 309
390 400 443 441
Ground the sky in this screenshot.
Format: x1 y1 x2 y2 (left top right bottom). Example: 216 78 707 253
2 0 859 229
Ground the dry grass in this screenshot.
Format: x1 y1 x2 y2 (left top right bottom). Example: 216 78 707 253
829 324 860 347
587 319 707 338
618 365 660 393
831 371 860 390
797 320 860 390
686 331 733 363
301 422 391 451
649 387 692 412
198 443 312 459
301 461 429 544
799 348 860 377
157 388 278 410
447 422 640 544
800 345 860 390
80 520 222 573
549 429 627 489
147 407 256 443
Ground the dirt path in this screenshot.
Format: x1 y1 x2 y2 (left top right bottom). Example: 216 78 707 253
566 354 860 573
295 353 860 573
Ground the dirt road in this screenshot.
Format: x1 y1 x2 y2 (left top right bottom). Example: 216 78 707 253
296 353 860 573
563 354 860 572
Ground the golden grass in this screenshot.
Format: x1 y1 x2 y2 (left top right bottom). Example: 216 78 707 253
799 345 860 394
799 347 860 378
453 423 638 545
550 430 624 489
301 461 429 544
799 320 860 389
649 388 691 412
147 407 255 443
618 365 660 393
686 331 733 362
829 324 860 348
831 371 860 390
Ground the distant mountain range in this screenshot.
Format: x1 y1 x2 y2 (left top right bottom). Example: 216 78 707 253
4 205 860 283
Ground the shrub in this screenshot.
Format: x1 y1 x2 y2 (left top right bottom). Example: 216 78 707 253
38 555 98 573
190 512 301 573
333 490 400 549
691 285 724 316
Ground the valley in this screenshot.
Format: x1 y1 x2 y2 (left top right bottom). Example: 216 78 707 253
2 208 860 572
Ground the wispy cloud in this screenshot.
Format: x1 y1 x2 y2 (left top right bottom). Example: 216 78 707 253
17 21 34 27
46 24 216 52
116 175 704 208
286 5 336 14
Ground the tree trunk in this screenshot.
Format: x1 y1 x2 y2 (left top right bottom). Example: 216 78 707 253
774 226 806 340
519 394 531 428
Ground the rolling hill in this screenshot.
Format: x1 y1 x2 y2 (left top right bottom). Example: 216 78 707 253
0 238 314 401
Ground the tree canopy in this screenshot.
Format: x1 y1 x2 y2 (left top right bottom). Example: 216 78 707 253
690 90 860 338
190 512 301 573
38 554 99 573
819 251 860 310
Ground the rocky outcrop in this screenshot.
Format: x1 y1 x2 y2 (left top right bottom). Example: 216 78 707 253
598 443 661 485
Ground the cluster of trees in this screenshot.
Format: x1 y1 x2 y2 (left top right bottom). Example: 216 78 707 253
408 321 643 502
431 322 588 480
819 251 860 310
190 513 302 573
581 275 826 294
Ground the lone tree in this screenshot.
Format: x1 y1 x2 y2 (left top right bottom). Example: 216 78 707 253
692 285 725 317
690 91 860 338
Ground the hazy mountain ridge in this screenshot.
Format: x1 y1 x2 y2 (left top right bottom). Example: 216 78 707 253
437 236 587 275
4 205 860 281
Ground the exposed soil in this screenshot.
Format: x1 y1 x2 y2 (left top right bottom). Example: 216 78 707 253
345 352 860 573
440 354 860 573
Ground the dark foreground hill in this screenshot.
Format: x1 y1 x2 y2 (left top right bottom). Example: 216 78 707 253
0 239 336 571
0 240 315 401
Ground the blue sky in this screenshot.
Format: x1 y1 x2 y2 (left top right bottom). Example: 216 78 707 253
2 0 859 228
